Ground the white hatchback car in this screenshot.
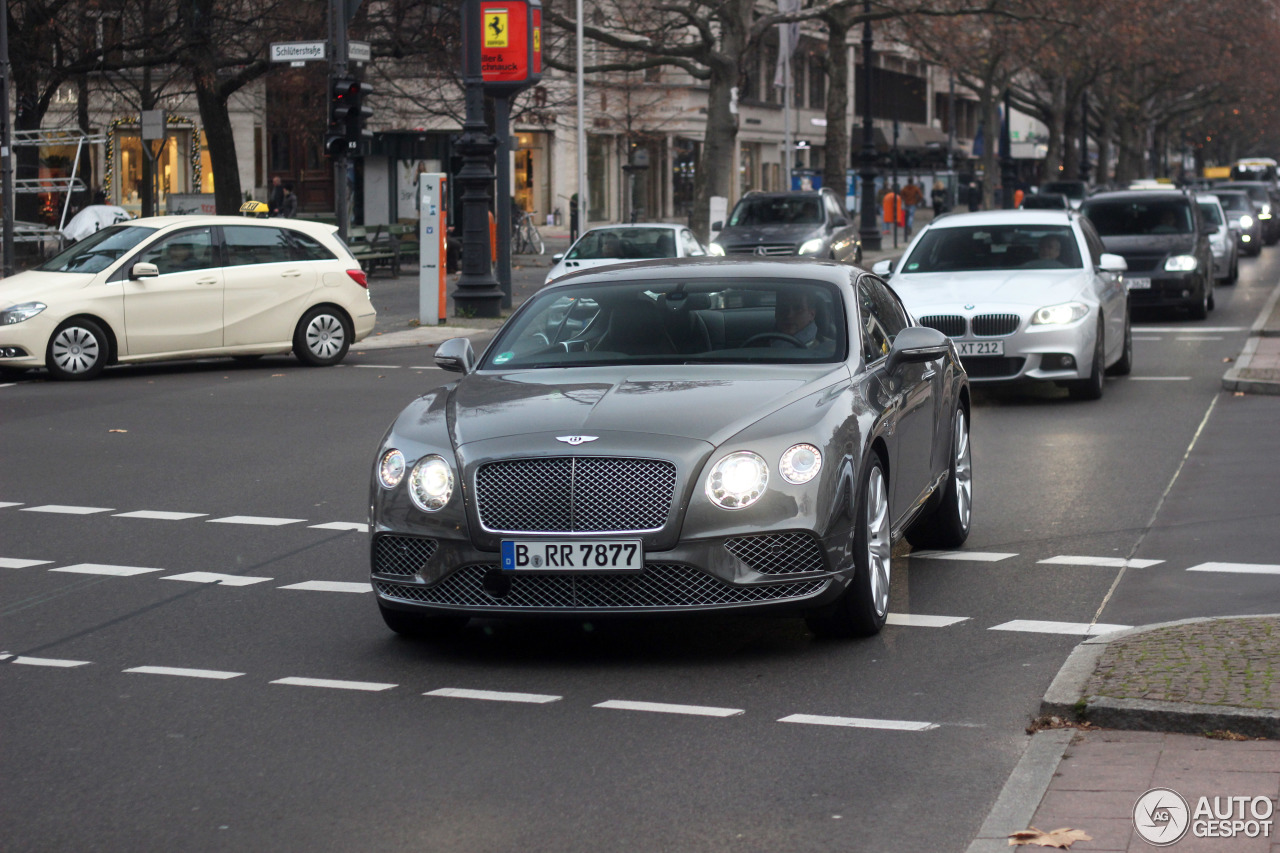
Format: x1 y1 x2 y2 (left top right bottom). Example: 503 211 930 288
0 216 377 380
545 223 708 285
874 210 1131 400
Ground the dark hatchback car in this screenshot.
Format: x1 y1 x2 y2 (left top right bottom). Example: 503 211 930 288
1214 181 1280 245
711 189 862 265
1080 190 1215 319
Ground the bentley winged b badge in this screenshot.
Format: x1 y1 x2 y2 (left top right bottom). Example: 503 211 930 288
556 435 599 446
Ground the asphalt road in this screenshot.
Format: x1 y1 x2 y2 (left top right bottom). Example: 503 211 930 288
2 248 1278 852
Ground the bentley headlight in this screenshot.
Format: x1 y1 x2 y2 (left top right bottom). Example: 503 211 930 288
1031 302 1089 326
1163 255 1197 272
706 451 768 509
708 243 726 256
798 237 825 255
408 455 454 511
377 449 406 489
779 444 823 485
0 302 46 325
1240 214 1255 228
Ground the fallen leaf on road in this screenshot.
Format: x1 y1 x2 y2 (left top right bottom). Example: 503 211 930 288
271 374 285 378
1234 391 1246 396
1008 827 1092 848
1223 357 1234 363
108 429 128 433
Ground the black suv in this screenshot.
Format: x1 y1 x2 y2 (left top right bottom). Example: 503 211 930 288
1080 190 1215 319
711 188 862 265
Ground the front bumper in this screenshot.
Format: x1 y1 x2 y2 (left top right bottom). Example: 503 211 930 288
942 320 1097 385
1125 272 1205 310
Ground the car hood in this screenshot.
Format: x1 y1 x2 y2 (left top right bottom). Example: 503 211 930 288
715 223 820 246
444 365 845 447
0 269 96 305
1097 234 1196 256
889 269 1094 309
546 257 632 281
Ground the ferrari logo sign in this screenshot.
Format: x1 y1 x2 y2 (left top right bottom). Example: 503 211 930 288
485 9 509 47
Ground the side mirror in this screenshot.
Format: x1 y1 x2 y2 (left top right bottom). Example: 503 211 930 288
886 326 951 373
832 217 850 228
552 253 564 262
1098 253 1127 273
871 259 894 276
710 221 724 232
434 337 476 374
131 262 160 279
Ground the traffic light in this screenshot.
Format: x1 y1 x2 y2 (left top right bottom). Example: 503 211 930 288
326 77 358 157
344 81 374 146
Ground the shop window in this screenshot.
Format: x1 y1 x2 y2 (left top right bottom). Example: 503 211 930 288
113 130 189 215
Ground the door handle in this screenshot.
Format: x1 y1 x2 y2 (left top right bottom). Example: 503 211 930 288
196 278 218 286
281 270 302 278
922 368 936 380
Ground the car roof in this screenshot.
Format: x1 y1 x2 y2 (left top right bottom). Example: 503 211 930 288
123 215 339 236
584 223 683 231
539 256 857 290
923 209 1075 227
1082 190 1190 203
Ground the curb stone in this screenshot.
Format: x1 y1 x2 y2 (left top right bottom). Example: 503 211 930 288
964 729 1075 853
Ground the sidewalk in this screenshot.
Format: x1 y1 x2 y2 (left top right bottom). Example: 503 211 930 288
969 277 1280 852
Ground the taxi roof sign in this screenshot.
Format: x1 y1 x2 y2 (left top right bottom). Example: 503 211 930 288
240 200 270 217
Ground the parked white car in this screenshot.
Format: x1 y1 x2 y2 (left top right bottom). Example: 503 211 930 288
873 210 1131 400
0 215 377 380
545 223 708 285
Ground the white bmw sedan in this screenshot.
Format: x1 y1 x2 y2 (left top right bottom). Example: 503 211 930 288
874 210 1131 400
545 223 708 285
0 215 376 380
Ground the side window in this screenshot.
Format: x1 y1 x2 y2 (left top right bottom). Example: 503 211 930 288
680 230 705 257
857 276 909 363
824 192 844 222
137 228 216 276
223 226 293 266
286 230 336 262
1078 219 1105 267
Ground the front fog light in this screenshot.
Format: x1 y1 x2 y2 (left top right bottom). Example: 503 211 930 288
408 455 454 511
780 444 823 484
1031 302 1089 326
706 451 768 509
378 449 406 489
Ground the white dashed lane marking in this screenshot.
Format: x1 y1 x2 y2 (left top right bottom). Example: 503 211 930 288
309 522 369 532
270 676 396 692
0 502 24 509
778 714 939 732
989 620 1131 636
115 510 208 521
50 563 165 577
426 688 562 704
1134 326 1244 333
206 515 306 527
161 572 272 586
594 700 744 718
0 557 52 568
1188 562 1280 575
21 505 114 515
1128 377 1191 381
1038 556 1164 569
124 666 244 680
885 613 969 628
910 551 1017 562
12 656 91 667
278 581 372 593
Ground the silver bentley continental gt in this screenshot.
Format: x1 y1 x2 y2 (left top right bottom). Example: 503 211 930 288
370 259 972 639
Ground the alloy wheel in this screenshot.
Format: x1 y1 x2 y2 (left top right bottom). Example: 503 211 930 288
865 464 891 618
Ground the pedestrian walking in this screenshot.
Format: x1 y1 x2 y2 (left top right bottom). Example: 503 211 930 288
900 178 923 235
268 176 284 217
280 183 298 219
931 179 948 216
569 193 579 243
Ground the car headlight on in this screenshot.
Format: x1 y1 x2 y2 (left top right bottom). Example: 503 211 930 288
1240 214 1255 228
1031 302 1089 326
779 444 823 485
1164 254 1198 272
798 237 825 255
1261 204 1272 219
377 449 406 489
0 302 46 325
407 454 454 511
705 451 768 509
708 243 726 256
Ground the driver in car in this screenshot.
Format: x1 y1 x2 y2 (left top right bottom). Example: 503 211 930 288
773 289 824 348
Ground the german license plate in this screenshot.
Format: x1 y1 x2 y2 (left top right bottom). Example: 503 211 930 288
1127 277 1152 290
954 340 1005 357
501 539 644 572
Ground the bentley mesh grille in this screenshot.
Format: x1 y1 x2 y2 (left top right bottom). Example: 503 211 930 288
375 565 828 609
724 243 796 256
373 535 438 577
972 313 1021 336
476 456 676 533
724 533 827 575
918 315 967 337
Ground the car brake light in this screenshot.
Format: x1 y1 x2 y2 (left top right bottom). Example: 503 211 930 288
346 269 368 288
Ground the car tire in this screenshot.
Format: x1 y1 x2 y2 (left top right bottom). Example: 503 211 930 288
904 406 972 550
46 318 109 381
1226 255 1239 284
805 453 891 639
1067 323 1105 400
1188 283 1209 320
1106 313 1133 376
293 306 352 367
378 601 469 639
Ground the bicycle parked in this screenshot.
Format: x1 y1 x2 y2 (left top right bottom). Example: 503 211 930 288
512 210 545 255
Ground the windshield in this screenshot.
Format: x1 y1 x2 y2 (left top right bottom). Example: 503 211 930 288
1082 200 1193 236
1217 183 1269 204
481 278 847 369
567 227 679 261
1041 182 1086 200
37 225 158 274
899 224 1083 272
1217 192 1253 213
1197 202 1224 226
727 196 823 227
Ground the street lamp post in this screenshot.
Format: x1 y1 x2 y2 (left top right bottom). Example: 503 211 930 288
856 0 881 252
1000 88 1015 209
